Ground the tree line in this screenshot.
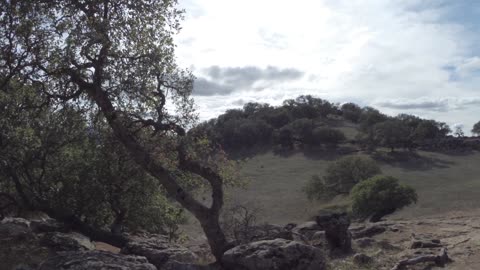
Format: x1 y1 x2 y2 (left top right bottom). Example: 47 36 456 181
195 95 460 153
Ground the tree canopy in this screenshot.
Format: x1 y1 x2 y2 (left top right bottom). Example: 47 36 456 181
472 121 480 136
303 156 381 200
0 0 238 259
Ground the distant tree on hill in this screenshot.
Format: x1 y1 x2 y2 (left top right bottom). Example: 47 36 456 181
262 108 292 129
472 121 480 136
273 127 295 149
242 102 272 117
358 107 388 132
412 120 451 142
219 118 273 150
283 118 315 144
303 156 381 200
373 119 411 151
311 127 346 147
350 176 417 222
283 95 339 119
341 103 363 123
395 114 423 129
454 126 465 138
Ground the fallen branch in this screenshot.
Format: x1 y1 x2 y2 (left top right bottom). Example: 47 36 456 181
391 248 451 270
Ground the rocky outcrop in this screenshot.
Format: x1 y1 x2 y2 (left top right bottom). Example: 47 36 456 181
0 217 31 237
0 217 52 270
38 250 157 270
0 217 97 270
121 233 199 269
222 238 325 270
40 232 95 251
30 218 67 233
292 221 322 240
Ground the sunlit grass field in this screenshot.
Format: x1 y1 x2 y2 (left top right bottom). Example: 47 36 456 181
226 149 480 225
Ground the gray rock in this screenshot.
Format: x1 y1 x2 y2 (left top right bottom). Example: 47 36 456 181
0 217 31 238
40 232 95 251
30 218 66 233
292 221 322 240
353 253 373 266
351 225 386 239
121 233 198 269
38 250 157 270
410 239 443 249
0 218 48 270
310 231 326 247
222 238 325 270
232 224 294 244
355 237 376 248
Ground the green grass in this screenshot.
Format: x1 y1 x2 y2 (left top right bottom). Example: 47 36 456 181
225 149 480 224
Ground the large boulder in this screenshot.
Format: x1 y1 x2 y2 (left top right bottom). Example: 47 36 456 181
222 238 325 270
38 250 157 270
0 217 31 238
121 233 198 269
0 217 49 270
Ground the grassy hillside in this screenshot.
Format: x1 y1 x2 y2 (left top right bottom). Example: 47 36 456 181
225 149 480 225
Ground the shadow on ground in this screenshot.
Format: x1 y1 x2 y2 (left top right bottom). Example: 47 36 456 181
371 151 455 171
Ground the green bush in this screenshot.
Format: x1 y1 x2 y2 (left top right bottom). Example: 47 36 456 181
304 156 381 200
350 175 417 222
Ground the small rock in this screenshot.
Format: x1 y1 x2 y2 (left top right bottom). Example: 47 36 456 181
310 231 326 247
410 239 443 249
353 253 373 266
355 237 376 248
351 225 386 239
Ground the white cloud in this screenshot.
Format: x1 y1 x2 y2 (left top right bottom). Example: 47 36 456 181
176 0 480 132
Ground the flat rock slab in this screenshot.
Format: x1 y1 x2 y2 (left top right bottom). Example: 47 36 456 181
39 250 157 270
40 232 95 251
121 234 198 269
222 238 325 270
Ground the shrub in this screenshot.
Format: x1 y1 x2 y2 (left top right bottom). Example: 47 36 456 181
350 175 417 222
304 156 381 200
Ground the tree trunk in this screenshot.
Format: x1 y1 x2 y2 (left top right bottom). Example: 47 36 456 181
84 85 230 260
199 213 232 260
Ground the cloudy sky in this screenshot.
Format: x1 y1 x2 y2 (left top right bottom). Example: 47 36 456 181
174 0 480 133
